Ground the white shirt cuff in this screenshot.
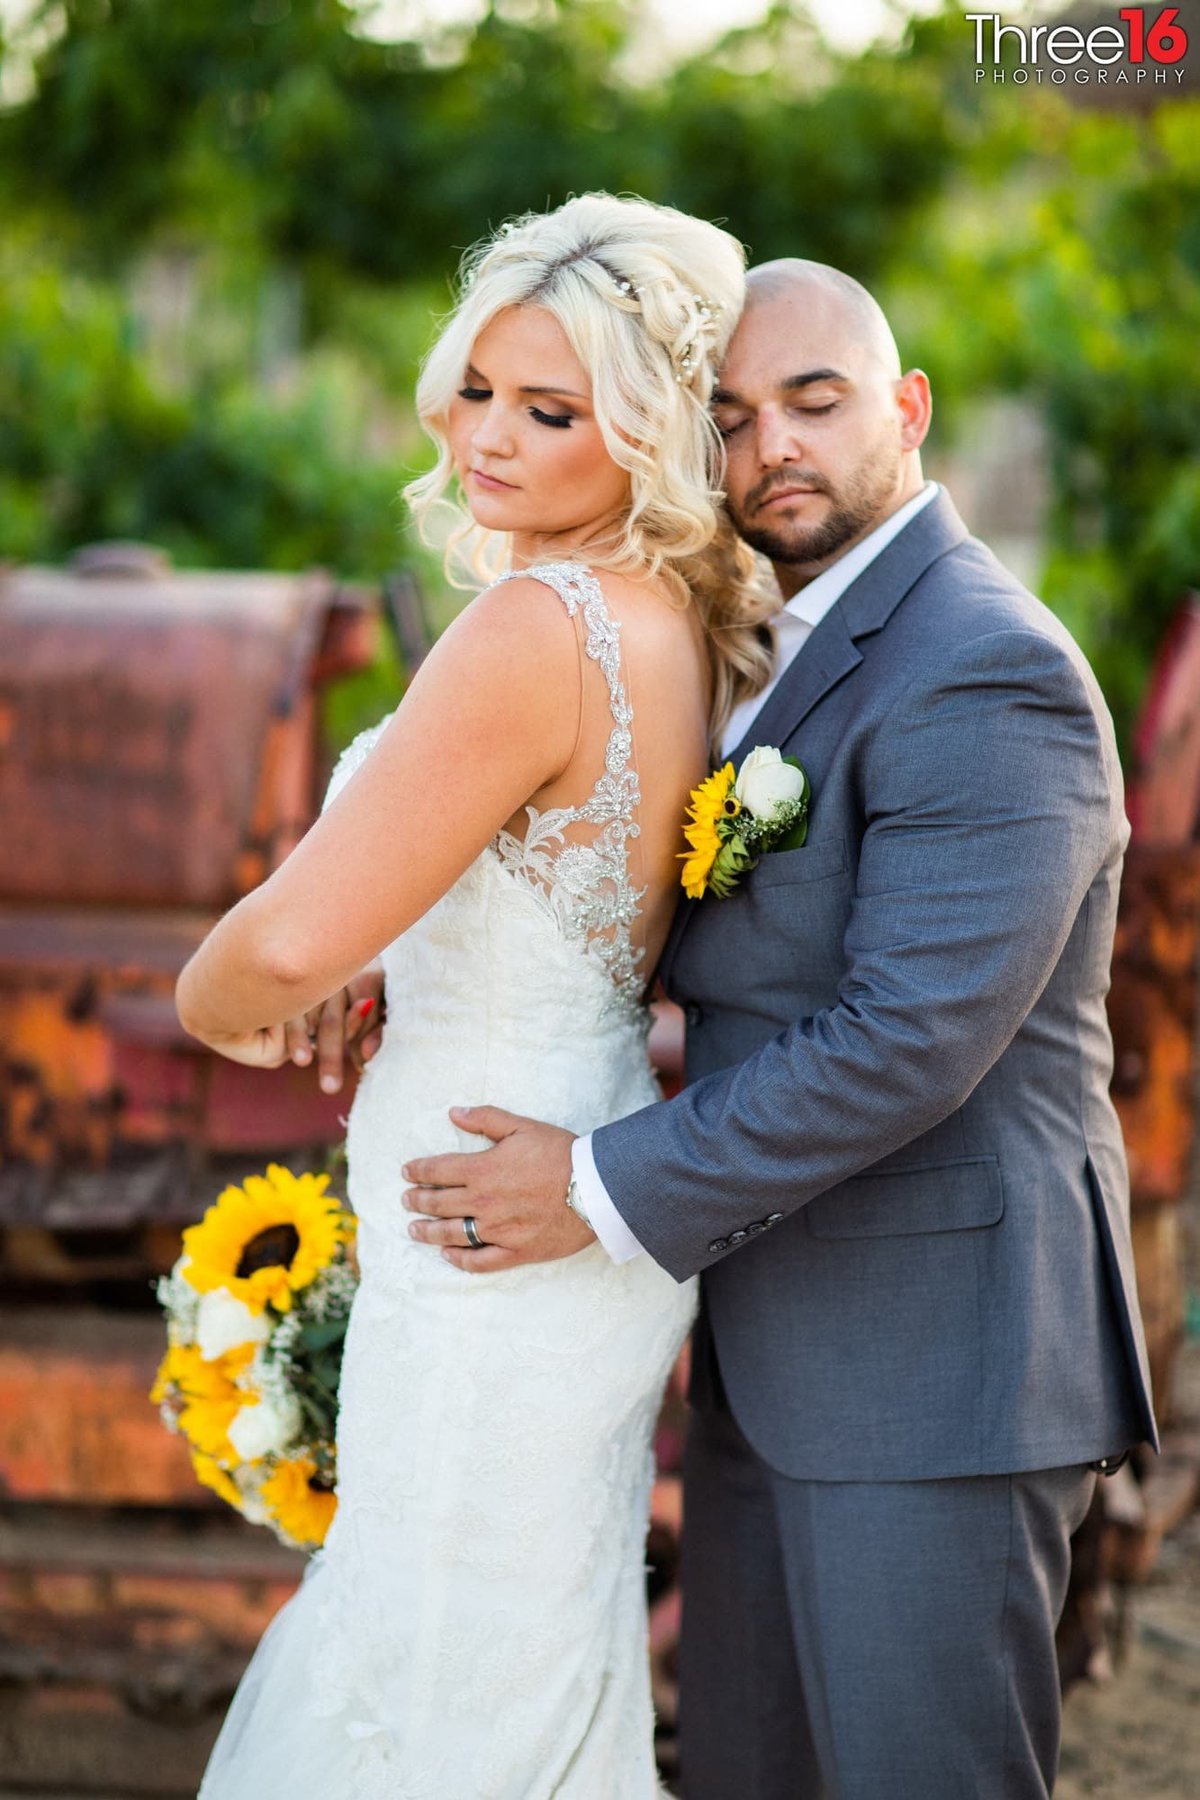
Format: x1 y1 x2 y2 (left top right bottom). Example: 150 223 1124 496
572 1132 645 1264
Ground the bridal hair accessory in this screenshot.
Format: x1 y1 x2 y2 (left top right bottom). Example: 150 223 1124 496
458 220 724 388
679 745 811 900
672 292 724 385
151 1162 359 1550
607 268 724 386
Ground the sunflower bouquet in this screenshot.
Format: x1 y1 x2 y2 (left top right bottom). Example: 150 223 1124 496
151 1163 358 1551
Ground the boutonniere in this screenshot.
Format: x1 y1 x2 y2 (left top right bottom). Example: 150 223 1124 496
679 745 811 900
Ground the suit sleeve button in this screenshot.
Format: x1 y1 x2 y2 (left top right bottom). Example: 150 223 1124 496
746 1221 766 1236
708 1237 728 1254
765 1213 784 1226
728 1229 748 1244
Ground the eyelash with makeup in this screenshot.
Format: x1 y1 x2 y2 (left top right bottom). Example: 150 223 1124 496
456 387 573 429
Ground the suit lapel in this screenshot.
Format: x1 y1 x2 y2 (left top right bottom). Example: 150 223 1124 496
727 488 969 767
724 602 861 771
657 490 970 993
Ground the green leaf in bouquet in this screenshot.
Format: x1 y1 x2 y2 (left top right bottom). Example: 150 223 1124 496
311 1351 342 1391
708 833 756 899
776 757 811 850
295 1383 337 1437
299 1319 349 1353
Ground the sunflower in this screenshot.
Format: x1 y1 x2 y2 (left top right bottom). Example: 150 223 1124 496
260 1454 338 1549
190 1446 244 1512
678 762 740 899
180 1164 350 1314
151 1340 257 1461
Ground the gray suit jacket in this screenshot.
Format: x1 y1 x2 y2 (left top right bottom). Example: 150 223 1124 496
592 490 1157 1482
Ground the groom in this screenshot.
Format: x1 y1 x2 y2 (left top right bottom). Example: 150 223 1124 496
400 260 1157 1798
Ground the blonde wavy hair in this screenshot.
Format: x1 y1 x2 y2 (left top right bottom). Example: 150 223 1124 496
403 192 777 743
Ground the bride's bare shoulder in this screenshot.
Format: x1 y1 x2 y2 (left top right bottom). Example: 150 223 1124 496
412 572 583 693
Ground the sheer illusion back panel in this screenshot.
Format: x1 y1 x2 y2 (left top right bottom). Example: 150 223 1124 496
493 562 710 1000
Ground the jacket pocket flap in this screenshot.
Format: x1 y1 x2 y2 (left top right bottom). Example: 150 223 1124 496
750 835 849 889
805 1156 1004 1240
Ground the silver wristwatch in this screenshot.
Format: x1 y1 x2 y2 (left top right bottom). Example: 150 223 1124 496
564 1171 592 1230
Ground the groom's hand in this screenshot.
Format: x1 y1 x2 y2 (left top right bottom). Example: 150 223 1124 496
402 1107 590 1272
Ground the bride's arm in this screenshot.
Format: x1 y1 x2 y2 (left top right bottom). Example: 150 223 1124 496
175 579 580 1047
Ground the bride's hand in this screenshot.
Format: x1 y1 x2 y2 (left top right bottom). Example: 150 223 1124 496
201 1021 291 1068
198 968 385 1080
283 965 386 1093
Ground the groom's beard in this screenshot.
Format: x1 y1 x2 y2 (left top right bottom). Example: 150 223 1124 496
730 440 903 570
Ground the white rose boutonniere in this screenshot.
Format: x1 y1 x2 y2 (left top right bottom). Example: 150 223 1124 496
735 745 809 818
679 744 811 900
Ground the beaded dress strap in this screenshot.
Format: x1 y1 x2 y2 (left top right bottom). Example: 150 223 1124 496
490 562 646 1013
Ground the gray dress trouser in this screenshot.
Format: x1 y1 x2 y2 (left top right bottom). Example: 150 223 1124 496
677 1346 1096 1800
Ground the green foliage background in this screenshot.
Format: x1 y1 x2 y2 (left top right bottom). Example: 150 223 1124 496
1 0 1196 749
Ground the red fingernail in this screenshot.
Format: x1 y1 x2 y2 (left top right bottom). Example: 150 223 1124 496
357 998 375 1016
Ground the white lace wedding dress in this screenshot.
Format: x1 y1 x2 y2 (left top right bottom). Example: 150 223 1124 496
197 563 698 1799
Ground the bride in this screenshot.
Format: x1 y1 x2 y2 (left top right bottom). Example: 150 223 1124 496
177 192 774 1798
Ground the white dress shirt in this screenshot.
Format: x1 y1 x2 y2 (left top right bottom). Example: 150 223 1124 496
573 481 941 1264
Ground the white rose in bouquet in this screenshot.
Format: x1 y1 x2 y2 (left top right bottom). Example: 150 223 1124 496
227 1390 302 1462
238 1486 272 1526
195 1288 273 1362
735 745 808 820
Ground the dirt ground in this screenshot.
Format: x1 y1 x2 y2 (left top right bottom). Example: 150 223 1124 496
1058 1339 1200 1800
1058 1526 1200 1798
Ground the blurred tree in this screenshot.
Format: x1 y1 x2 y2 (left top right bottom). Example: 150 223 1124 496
0 0 638 275
0 245 409 575
643 4 954 274
0 0 951 286
0 0 1194 753
890 88 1200 746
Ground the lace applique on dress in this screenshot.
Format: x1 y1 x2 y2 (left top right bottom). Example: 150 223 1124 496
490 562 646 1016
322 714 395 811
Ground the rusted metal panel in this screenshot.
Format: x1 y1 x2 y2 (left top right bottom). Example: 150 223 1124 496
1107 590 1200 1425
1129 1204 1187 1426
0 1507 302 1649
312 582 382 685
0 545 386 1793
0 1308 209 1506
0 541 378 1226
0 1506 302 1793
0 916 351 1178
0 1685 224 1796
1108 848 1200 1213
0 557 378 908
1070 600 1200 1637
0 905 214 982
1127 592 1200 844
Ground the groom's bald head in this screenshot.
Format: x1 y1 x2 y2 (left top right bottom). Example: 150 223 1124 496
713 259 930 594
744 259 903 378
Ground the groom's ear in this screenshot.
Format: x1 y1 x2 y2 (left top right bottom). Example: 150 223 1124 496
896 369 932 451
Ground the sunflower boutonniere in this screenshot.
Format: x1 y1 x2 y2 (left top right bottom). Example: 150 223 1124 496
679 745 811 900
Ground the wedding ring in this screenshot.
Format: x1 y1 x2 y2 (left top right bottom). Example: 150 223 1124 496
463 1216 485 1250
